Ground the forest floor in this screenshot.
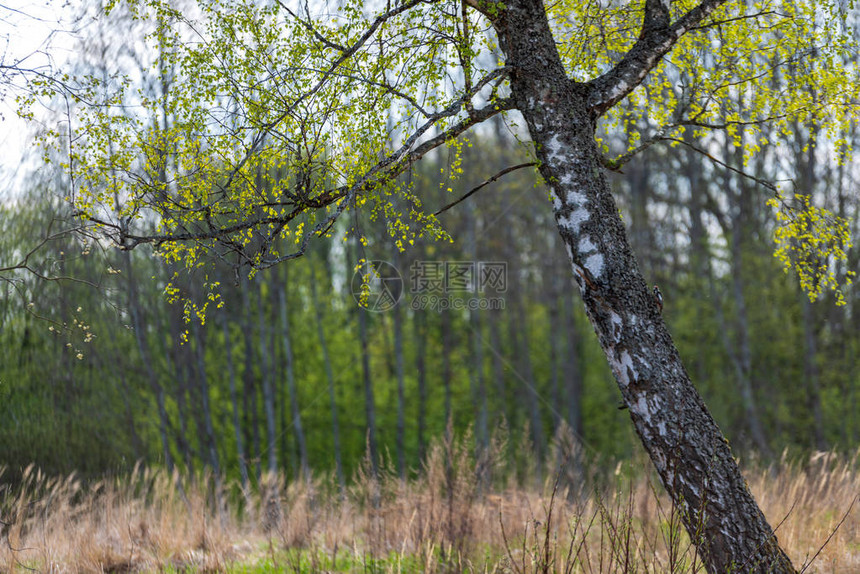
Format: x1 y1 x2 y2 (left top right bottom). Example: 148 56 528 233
1 445 859 573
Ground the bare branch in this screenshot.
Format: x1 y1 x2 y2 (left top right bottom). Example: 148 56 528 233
799 495 858 574
434 162 536 215
0 220 101 290
665 136 778 193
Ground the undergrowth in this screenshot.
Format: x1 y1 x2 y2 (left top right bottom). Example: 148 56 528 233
1 434 858 573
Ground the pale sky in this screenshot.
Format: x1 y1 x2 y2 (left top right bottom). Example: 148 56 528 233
1 0 79 199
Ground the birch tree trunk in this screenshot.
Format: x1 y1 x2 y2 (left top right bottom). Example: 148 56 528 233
562 285 583 442
795 125 828 451
257 279 278 475
189 314 221 475
725 133 771 455
497 0 796 571
391 246 407 479
165 304 194 473
239 276 262 480
414 307 428 463
466 200 489 470
124 251 174 472
440 305 454 433
308 252 345 491
277 268 310 482
221 314 249 489
509 288 543 483
351 239 379 476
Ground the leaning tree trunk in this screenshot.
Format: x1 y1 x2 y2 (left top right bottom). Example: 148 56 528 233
498 1 796 572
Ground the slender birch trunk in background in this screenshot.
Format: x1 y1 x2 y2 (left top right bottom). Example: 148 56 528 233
277 266 310 482
221 314 249 489
257 279 278 475
124 251 174 472
239 277 262 480
309 253 345 491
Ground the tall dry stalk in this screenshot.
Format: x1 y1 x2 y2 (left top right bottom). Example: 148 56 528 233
0 444 857 573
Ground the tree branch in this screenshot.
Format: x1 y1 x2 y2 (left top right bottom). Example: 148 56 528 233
217 0 441 194
254 97 514 269
276 0 347 53
98 91 514 264
586 0 728 117
665 136 778 193
600 126 670 171
0 220 101 289
434 162 536 215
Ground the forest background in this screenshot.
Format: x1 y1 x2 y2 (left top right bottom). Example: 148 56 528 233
1 0 859 494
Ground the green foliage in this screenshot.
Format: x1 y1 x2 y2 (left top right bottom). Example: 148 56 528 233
23 0 855 321
5 0 860 481
768 192 855 305
551 0 859 305
554 0 859 151
60 0 501 276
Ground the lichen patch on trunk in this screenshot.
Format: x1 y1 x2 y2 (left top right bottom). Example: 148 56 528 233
558 207 590 235
610 349 637 387
578 236 596 253
584 253 604 278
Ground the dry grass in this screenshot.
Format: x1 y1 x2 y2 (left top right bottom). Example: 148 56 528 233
1 442 859 573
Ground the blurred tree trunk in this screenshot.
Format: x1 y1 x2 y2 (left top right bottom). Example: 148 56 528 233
189 315 220 474
833 154 857 444
277 266 310 481
351 239 379 476
392 247 407 479
118 371 144 461
548 288 561 429
562 283 583 443
626 155 654 275
489 310 507 427
719 129 771 455
165 305 194 473
683 134 712 386
794 122 828 451
221 314 249 488
309 251 345 491
124 251 174 472
516 299 543 483
507 260 544 482
414 307 428 462
441 306 454 433
239 277 262 480
466 201 489 465
801 297 827 450
359 302 379 476
257 278 278 474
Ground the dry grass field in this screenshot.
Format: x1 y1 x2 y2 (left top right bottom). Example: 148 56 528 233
1 443 858 573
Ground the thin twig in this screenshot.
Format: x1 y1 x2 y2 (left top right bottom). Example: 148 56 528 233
799 495 858 574
665 136 779 192
434 162 536 216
